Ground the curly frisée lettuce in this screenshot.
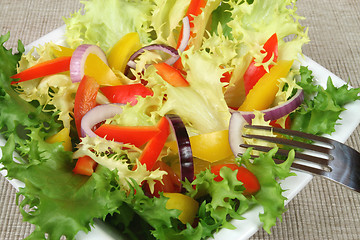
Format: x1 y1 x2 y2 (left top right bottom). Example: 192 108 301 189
291 66 360 135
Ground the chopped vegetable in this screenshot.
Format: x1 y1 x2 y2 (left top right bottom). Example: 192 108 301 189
166 114 194 183
238 60 294 111
94 124 160 147
167 130 234 163
84 53 122 86
73 75 99 137
238 88 304 123
153 62 189 87
100 84 153 105
138 117 170 170
163 192 199 225
243 33 279 95
211 163 260 195
80 103 124 138
45 127 72 151
72 155 97 176
108 32 142 73
11 56 71 83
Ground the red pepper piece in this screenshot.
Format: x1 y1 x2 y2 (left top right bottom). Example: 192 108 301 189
176 0 207 49
211 163 260 195
243 33 278 95
11 56 71 84
100 84 153 106
94 124 160 147
73 156 98 176
138 117 170 170
74 75 99 138
153 62 189 87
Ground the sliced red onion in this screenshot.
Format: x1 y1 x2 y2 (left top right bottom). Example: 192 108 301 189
124 44 179 75
228 112 247 157
239 89 304 123
177 16 191 53
80 103 124 138
165 114 194 184
70 44 108 83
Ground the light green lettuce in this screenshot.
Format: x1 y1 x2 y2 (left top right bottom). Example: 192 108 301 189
64 0 155 52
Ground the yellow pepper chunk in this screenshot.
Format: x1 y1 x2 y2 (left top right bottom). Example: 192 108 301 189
238 60 294 111
163 193 199 225
166 130 234 163
53 45 74 57
45 128 72 151
107 32 142 73
84 54 123 86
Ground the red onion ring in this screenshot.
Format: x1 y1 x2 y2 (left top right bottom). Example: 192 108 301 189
124 45 179 76
228 112 247 157
177 16 191 53
70 44 108 83
80 103 124 138
238 89 304 123
165 114 194 184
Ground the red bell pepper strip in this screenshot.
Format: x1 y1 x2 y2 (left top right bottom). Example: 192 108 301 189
211 164 260 195
73 155 98 176
11 56 71 84
73 75 99 175
174 0 207 70
176 0 207 49
138 117 170 170
243 33 278 95
100 84 153 106
74 75 99 138
94 124 160 147
153 62 189 87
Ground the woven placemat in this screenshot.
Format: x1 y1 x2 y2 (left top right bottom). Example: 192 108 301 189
1 0 359 239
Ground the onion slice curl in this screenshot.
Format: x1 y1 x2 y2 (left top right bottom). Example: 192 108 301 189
238 89 304 123
70 44 108 83
80 103 124 138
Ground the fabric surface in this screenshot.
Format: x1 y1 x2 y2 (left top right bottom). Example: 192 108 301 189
0 0 359 239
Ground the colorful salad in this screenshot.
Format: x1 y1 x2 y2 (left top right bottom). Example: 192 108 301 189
1 0 360 239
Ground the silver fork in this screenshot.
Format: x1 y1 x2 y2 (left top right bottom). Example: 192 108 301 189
240 125 360 193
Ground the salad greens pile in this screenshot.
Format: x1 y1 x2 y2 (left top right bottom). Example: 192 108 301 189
1 0 360 240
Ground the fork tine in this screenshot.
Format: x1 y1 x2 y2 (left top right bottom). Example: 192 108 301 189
244 125 334 144
240 143 331 165
242 133 332 154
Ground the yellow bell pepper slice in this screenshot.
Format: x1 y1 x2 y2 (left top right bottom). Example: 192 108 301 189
84 54 123 86
166 130 234 163
163 193 199 225
107 32 142 73
45 128 72 151
53 45 74 57
53 45 122 86
238 60 294 111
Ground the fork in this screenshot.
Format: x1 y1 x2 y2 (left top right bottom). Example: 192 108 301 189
240 125 360 193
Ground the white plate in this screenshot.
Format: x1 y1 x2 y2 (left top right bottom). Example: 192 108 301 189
1 26 360 240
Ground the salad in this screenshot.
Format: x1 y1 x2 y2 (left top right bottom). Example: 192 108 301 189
1 0 360 239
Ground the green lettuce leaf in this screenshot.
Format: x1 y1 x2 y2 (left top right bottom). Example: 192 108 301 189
291 66 360 135
64 0 155 52
240 148 295 233
0 33 127 240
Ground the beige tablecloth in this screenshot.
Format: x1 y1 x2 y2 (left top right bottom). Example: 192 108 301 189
1 0 359 239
